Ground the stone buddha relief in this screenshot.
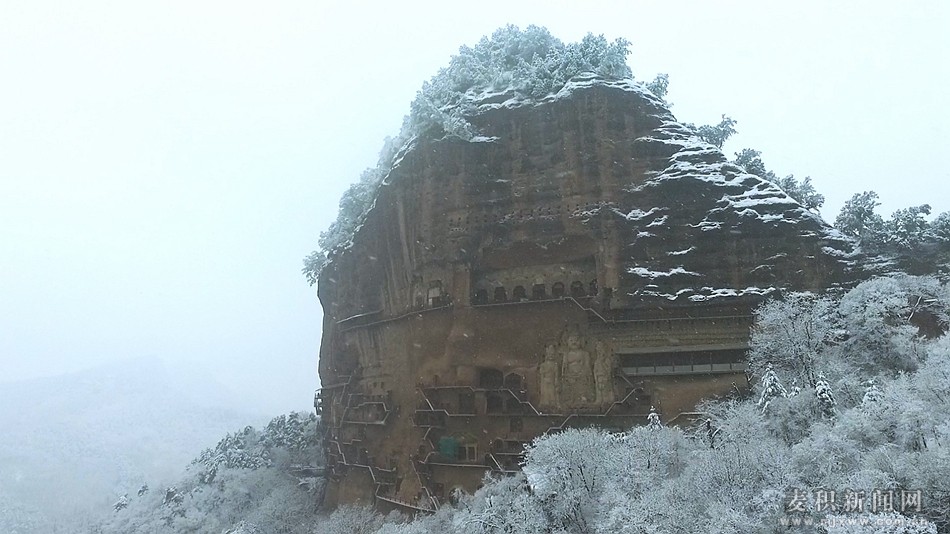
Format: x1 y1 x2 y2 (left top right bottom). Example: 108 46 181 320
539 327 616 412
538 344 560 410
559 328 595 408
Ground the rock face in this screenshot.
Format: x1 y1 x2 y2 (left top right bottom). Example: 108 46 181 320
315 76 854 510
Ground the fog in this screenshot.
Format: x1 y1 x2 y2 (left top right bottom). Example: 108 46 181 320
2 0 948 414
0 0 948 527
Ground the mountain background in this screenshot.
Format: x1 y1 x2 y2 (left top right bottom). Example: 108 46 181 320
0 357 271 532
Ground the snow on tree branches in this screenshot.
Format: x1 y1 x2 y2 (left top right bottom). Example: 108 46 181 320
835 191 950 275
757 363 789 413
814 374 837 419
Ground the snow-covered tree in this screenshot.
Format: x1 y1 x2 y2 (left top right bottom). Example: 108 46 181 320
647 406 663 429
885 204 933 252
521 428 620 532
645 73 669 104
834 192 950 275
836 275 947 374
161 487 183 508
311 505 387 534
931 212 950 242
775 175 825 212
112 494 129 513
757 363 789 413
691 114 736 148
836 191 887 247
861 379 885 414
815 374 837 419
449 473 549 534
749 292 837 387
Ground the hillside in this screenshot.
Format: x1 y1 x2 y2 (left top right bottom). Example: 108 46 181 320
93 412 324 533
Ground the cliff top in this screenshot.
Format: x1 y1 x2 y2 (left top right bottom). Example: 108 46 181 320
303 26 639 282
305 26 856 303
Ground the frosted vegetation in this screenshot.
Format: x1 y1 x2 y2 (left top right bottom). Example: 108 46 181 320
835 191 950 273
93 413 324 533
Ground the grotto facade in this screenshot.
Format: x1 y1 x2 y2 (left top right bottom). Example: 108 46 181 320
314 76 855 511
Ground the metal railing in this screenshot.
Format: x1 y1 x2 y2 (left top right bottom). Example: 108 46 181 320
332 294 754 333
622 361 747 376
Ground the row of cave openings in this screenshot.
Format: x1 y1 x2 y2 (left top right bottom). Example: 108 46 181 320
472 279 601 305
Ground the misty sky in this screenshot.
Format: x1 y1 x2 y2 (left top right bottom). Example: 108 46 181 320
1 1 948 414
